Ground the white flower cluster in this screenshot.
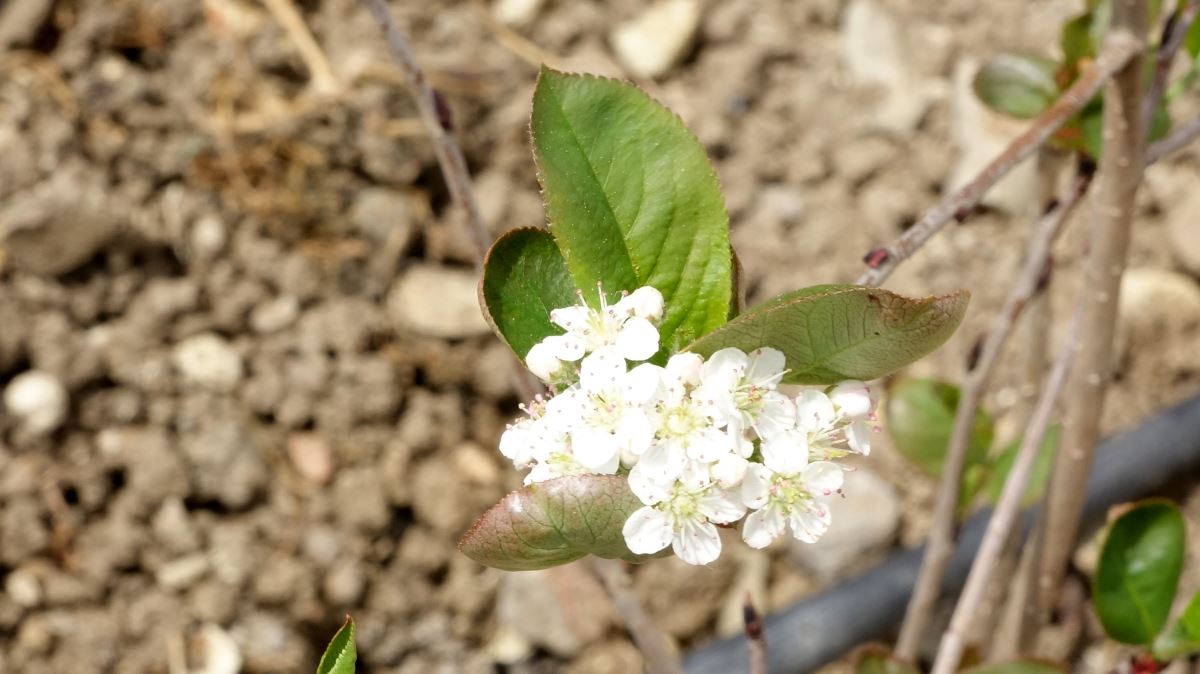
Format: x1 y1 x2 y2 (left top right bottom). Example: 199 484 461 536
499 286 877 565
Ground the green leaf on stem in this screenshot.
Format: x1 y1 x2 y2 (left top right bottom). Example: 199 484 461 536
983 425 1059 507
1061 13 1097 65
1153 591 1200 660
1095 499 1186 645
479 227 578 359
973 54 1061 119
961 660 1067 674
884 378 994 478
316 616 356 674
685 285 970 385
459 474 667 571
531 67 732 352
852 645 921 674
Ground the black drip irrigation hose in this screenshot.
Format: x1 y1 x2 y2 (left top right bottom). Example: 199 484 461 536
683 393 1200 674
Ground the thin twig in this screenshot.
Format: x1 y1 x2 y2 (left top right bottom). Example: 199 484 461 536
592 558 685 674
855 34 1142 287
1144 0 1199 131
359 0 492 262
1035 0 1147 625
360 0 542 401
260 0 340 94
892 164 1093 661
744 594 768 674
928 281 1088 674
990 517 1043 659
1146 113 1200 163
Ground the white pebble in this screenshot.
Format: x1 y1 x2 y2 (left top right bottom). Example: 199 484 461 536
3 370 68 434
173 334 243 392
611 0 701 78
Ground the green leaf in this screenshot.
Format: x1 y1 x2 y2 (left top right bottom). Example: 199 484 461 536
983 425 1059 507
531 67 732 352
1153 592 1200 660
1095 500 1187 645
961 660 1067 674
853 645 921 674
459 474 666 571
1080 102 1104 159
973 54 1061 119
884 378 993 478
479 227 578 359
1186 11 1200 59
317 616 356 674
685 285 970 385
1061 13 1097 65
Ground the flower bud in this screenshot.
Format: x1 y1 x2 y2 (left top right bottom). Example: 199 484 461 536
665 352 703 386
525 342 563 382
622 286 664 321
830 381 873 418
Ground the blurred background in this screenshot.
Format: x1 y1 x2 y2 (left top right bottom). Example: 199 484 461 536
1 0 1199 672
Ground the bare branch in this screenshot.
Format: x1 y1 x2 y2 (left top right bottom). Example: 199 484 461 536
1146 113 1200 163
592 558 684 674
359 0 492 262
855 34 1142 287
892 164 1092 660
929 279 1088 674
1144 0 1199 130
1035 0 1147 623
744 594 768 674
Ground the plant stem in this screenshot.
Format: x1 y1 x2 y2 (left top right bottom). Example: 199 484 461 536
359 0 542 401
1034 0 1147 631
1144 0 1199 130
744 594 768 674
892 165 1092 661
592 558 684 674
359 0 492 263
928 281 1087 674
1145 113 1200 163
855 35 1141 288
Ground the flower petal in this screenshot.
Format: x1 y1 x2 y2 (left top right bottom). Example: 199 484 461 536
665 353 703 387
790 505 831 544
550 305 590 332
673 520 722 565
525 342 563 382
754 392 796 438
686 427 732 463
618 286 665 321
802 461 844 497
700 348 748 387
712 452 749 489
571 425 619 470
623 506 674 554
795 390 836 431
742 506 786 548
699 490 746 524
845 417 873 456
579 348 626 395
637 441 687 482
627 463 672 505
741 463 773 509
830 381 873 418
544 334 585 362
761 428 810 475
746 347 786 387
615 317 660 361
623 363 663 406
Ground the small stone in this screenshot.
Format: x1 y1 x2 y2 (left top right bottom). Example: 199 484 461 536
3 370 68 434
611 0 701 78
492 0 543 25
287 432 334 485
249 295 300 334
323 561 366 605
485 623 533 664
182 420 266 510
453 443 499 486
388 264 490 339
156 554 210 591
497 567 614 657
193 623 242 674
350 187 415 250
190 214 227 260
1116 267 1200 355
5 566 42 608
173 334 243 392
152 498 201 554
788 467 900 580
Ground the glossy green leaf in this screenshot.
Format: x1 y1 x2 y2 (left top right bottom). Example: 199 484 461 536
317 616 356 674
1095 500 1186 645
885 378 993 478
984 425 1058 507
686 285 969 385
853 645 921 674
532 67 732 352
961 660 1067 674
459 475 666 571
479 227 578 359
973 54 1061 119
1153 592 1200 660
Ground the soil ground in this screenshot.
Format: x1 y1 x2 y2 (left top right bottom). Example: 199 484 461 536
1 0 1199 672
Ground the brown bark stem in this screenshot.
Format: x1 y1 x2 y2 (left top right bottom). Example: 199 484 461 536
855 35 1141 288
893 166 1092 661
593 559 684 674
1034 0 1147 631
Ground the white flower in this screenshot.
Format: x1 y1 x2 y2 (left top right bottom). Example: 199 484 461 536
545 286 663 362
740 430 843 548
697 347 795 447
639 354 732 481
623 462 745 565
830 381 874 418
559 348 661 471
795 389 875 459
